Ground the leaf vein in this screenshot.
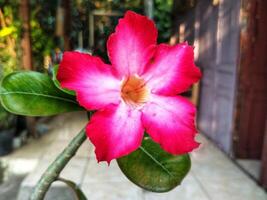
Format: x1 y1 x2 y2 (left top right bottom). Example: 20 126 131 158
0 91 78 104
139 146 174 178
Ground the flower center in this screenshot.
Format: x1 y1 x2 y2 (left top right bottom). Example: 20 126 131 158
121 75 149 107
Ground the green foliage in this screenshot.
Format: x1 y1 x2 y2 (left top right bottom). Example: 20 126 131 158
30 18 55 68
0 5 21 78
154 0 173 43
0 1 57 72
117 136 191 192
0 71 83 116
0 49 18 77
30 2 56 70
91 0 143 12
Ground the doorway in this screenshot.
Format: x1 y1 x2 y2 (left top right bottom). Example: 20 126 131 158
234 0 267 189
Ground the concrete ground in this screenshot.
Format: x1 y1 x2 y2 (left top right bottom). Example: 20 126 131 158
0 112 267 200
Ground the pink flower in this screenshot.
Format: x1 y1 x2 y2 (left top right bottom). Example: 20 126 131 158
57 11 201 163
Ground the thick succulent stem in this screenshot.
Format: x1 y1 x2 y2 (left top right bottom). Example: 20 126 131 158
30 128 86 200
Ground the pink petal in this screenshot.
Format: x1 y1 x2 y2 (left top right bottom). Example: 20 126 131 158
107 11 157 78
86 103 144 163
141 95 200 155
57 51 121 110
142 43 201 95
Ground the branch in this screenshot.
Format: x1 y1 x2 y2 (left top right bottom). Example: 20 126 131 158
30 128 87 200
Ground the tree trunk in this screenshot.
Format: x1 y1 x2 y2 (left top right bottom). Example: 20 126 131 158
20 0 33 70
55 0 72 50
20 0 37 138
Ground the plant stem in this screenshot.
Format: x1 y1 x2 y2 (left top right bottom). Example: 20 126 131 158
30 128 86 200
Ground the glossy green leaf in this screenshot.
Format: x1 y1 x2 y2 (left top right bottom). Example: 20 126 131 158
57 177 87 200
52 65 76 96
0 71 83 116
117 137 191 192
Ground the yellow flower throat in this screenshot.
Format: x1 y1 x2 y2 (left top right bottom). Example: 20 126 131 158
121 75 149 107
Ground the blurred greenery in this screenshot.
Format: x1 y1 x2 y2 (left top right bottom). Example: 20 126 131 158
0 4 21 78
154 0 173 43
0 2 20 130
30 4 56 70
0 0 176 73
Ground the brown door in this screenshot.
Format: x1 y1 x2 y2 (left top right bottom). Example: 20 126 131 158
234 0 267 160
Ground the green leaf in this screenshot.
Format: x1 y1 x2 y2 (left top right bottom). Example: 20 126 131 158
0 71 83 116
52 65 76 96
57 177 87 200
117 137 191 192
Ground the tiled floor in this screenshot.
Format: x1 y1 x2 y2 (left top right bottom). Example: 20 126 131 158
1 112 267 200
237 159 261 180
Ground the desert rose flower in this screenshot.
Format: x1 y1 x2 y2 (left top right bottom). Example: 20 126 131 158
57 11 201 163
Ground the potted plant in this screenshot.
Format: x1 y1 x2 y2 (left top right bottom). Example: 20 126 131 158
0 104 16 156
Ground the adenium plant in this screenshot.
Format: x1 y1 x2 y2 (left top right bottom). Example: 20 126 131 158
0 11 201 199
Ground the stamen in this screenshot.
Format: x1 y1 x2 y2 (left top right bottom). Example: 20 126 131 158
121 75 149 108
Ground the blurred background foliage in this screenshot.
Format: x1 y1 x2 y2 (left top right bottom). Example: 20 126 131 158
0 1 21 78
30 2 56 70
154 0 173 43
0 0 175 76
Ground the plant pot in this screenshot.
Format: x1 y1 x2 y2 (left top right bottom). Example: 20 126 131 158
0 128 15 156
